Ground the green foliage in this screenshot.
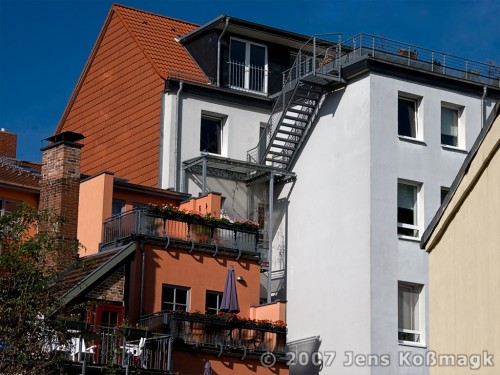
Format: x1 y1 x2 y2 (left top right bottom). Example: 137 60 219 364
0 205 76 374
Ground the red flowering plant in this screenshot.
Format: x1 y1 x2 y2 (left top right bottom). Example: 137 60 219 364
146 204 260 231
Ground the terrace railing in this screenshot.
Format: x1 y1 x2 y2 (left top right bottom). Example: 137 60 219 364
140 311 286 357
340 33 500 87
101 208 261 258
48 324 172 372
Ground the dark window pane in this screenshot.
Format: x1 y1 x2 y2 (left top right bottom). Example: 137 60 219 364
441 107 458 146
200 117 222 154
112 199 125 215
398 98 416 137
440 188 449 204
205 292 222 314
230 40 246 63
249 44 265 92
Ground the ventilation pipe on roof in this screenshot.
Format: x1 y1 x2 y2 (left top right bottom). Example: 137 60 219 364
217 17 230 87
481 86 487 129
175 81 184 191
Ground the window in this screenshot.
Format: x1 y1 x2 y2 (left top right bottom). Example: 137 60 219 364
205 291 223 315
441 105 462 147
398 282 423 344
0 198 21 216
229 38 268 94
162 285 189 312
200 116 222 154
398 97 418 138
397 182 420 238
112 199 125 216
440 187 450 204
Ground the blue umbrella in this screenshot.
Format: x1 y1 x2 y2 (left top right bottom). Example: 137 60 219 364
219 266 240 313
204 361 212 375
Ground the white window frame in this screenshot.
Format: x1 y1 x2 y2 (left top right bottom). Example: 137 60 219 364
200 112 227 156
397 93 423 140
205 290 223 315
398 282 425 346
441 102 465 149
229 37 268 94
397 180 422 239
161 284 190 312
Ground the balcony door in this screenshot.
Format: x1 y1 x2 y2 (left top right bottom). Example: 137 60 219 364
229 38 267 94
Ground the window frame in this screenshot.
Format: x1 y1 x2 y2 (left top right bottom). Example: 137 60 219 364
397 180 422 239
441 103 464 149
440 187 450 205
397 95 420 139
112 199 126 216
161 284 190 312
0 198 22 217
205 290 223 315
200 115 224 155
398 282 424 346
229 37 268 94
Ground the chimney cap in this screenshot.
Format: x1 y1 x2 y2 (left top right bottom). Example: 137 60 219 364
44 131 85 144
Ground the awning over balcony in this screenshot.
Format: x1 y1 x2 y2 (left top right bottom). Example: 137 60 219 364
182 153 295 185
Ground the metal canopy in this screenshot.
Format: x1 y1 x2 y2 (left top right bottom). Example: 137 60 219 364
182 153 295 185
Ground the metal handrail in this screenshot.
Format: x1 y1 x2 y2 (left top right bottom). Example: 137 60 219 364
341 33 500 87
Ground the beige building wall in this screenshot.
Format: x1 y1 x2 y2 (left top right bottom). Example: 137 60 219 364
426 113 500 375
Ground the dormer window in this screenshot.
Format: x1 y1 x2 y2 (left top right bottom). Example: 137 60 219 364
228 38 268 94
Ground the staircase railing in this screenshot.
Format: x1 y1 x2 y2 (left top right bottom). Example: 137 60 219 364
247 33 343 165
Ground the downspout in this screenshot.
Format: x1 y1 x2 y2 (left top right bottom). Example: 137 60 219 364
217 17 230 87
139 240 146 318
481 86 487 128
267 173 274 303
175 81 184 191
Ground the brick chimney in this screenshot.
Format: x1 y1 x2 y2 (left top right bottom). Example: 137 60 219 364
0 128 17 158
39 131 84 270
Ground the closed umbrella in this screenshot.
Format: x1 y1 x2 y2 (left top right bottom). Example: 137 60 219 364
219 266 240 313
204 361 212 375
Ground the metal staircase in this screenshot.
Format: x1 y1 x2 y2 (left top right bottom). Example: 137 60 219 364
247 34 344 171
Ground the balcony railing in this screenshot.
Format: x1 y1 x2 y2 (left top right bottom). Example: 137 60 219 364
101 209 261 258
228 60 268 95
47 324 172 372
340 33 500 88
140 312 286 358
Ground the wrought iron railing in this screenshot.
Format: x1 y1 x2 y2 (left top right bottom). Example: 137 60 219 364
228 60 268 95
46 324 172 372
101 209 260 257
140 312 286 355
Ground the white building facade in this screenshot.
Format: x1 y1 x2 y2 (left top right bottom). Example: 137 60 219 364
155 21 499 375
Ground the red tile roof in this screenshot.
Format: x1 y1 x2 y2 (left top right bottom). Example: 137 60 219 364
113 4 207 83
0 156 41 190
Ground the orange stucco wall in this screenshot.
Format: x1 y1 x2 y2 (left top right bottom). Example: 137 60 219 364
77 172 114 255
250 301 286 323
173 351 288 375
0 188 38 210
127 244 261 321
180 193 221 217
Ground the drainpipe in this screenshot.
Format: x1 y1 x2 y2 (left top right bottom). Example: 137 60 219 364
481 86 487 128
267 173 274 303
217 17 230 87
175 81 184 191
139 240 146 318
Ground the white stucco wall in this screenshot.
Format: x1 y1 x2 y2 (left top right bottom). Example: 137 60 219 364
287 71 493 375
287 76 373 375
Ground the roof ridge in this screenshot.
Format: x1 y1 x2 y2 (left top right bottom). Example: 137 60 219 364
112 4 200 28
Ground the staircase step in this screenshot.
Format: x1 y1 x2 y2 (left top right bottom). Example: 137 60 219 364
281 123 307 130
271 143 297 151
267 150 292 157
277 129 304 136
275 136 300 143
265 158 289 165
294 93 320 100
291 100 317 108
283 115 308 123
288 108 313 115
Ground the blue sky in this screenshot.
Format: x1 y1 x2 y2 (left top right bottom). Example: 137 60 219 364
1 0 499 162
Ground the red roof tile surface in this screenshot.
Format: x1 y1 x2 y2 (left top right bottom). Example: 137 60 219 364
56 5 207 187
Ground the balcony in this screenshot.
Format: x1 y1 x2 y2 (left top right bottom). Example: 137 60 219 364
228 60 268 95
101 209 261 259
50 324 172 373
140 311 286 360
